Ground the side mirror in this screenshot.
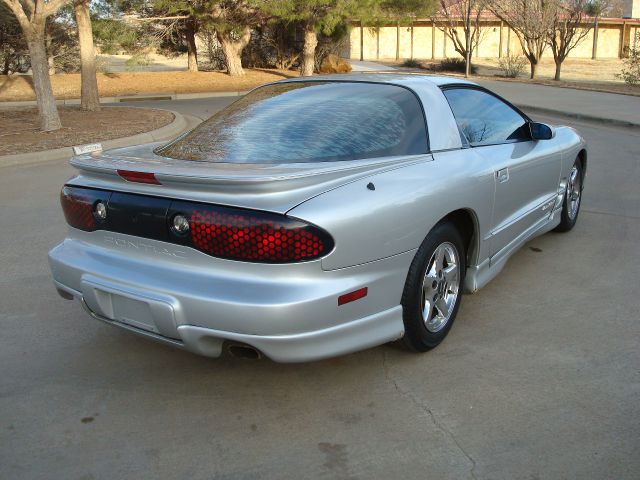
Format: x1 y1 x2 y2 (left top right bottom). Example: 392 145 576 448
529 122 555 141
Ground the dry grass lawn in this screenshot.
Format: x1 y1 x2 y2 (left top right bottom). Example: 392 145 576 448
0 69 298 102
0 107 174 156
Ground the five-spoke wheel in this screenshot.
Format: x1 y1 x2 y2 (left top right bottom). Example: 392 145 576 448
401 222 466 351
555 157 583 232
421 242 460 333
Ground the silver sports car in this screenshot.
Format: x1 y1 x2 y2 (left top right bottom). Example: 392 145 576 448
48 74 586 362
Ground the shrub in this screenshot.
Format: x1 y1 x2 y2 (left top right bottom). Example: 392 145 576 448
124 53 153 71
438 57 477 74
498 53 527 78
617 33 640 85
234 22 299 70
401 58 422 68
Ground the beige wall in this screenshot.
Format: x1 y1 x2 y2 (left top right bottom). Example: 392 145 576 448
349 20 629 60
622 0 640 18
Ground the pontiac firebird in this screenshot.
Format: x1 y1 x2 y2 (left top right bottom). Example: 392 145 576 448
48 74 586 362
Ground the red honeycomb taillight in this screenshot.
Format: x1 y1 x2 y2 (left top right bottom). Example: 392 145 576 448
59 186 334 263
171 201 334 263
60 186 109 231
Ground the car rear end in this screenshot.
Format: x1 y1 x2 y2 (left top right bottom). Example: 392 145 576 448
49 78 431 361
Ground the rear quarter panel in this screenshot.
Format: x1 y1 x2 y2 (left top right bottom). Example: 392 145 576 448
288 152 494 271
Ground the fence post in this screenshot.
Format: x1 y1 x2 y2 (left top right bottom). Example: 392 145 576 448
432 21 436 59
360 21 364 61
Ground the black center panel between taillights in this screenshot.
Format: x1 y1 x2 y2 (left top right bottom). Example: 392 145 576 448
60 185 334 263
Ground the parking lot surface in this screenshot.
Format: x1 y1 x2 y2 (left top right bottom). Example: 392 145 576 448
1 100 638 479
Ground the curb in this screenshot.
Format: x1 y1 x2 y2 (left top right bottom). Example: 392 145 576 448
0 91 248 108
516 104 640 130
0 110 197 169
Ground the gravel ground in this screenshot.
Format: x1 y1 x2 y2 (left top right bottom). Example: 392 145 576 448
0 106 174 156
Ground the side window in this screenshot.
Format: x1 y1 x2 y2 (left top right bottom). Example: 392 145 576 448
443 88 530 146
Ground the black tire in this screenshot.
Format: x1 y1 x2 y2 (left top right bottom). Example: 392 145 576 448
401 222 466 352
554 158 583 233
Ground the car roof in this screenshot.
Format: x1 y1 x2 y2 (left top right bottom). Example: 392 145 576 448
277 72 478 88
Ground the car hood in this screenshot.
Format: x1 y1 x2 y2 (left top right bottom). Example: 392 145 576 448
69 142 432 214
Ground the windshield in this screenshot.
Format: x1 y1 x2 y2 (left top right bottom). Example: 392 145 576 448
156 81 428 163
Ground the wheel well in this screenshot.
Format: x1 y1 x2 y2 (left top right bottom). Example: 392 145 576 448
439 209 479 267
577 149 587 181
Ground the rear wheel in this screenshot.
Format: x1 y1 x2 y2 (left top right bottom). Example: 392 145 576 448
401 222 465 352
554 158 583 232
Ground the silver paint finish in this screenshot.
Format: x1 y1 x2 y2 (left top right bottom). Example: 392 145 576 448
48 74 587 361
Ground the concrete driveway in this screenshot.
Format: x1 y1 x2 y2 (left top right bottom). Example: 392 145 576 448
0 98 638 480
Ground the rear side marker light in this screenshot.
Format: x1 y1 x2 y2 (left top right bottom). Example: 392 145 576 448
116 170 160 185
338 287 368 306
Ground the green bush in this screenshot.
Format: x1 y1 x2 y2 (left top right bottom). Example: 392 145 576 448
401 58 422 68
438 57 477 74
498 53 527 78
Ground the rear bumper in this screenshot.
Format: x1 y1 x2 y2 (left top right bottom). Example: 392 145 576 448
69 290 402 362
49 231 411 362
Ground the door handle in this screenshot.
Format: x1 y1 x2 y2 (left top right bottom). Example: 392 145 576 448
496 168 509 183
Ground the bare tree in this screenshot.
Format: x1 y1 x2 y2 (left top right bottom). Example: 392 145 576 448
547 0 594 81
2 0 71 131
74 0 100 110
184 16 199 71
436 0 488 77
490 0 555 79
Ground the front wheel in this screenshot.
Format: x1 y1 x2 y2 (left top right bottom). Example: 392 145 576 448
401 222 466 352
554 159 583 232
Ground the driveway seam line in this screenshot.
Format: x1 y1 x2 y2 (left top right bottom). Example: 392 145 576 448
381 351 478 480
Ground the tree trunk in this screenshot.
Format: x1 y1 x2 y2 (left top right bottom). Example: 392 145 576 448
26 27 62 131
74 0 100 111
464 13 471 77
217 28 250 76
553 59 562 81
301 23 317 77
529 60 537 79
185 19 198 72
45 29 55 75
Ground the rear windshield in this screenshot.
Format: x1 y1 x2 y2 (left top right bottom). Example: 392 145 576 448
156 81 428 163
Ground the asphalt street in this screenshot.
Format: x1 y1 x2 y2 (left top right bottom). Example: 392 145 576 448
0 98 639 480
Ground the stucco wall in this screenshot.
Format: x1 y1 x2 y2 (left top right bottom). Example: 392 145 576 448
349 21 629 60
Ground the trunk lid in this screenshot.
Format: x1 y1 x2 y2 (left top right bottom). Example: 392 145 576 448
69 143 432 214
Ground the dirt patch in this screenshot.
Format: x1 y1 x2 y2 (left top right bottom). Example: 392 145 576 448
380 58 640 97
0 106 174 156
0 69 298 102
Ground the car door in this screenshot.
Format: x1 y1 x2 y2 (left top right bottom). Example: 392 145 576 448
442 87 561 259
